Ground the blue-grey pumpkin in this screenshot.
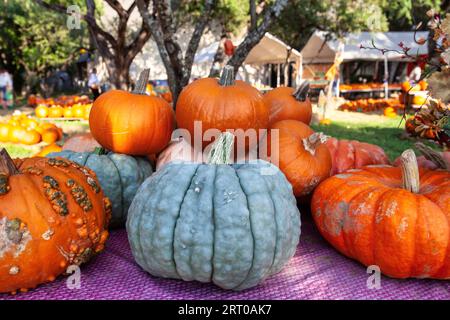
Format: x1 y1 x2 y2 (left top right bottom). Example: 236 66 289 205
126 133 301 290
47 150 153 227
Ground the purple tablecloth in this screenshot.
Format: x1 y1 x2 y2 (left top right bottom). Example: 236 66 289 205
2 216 450 300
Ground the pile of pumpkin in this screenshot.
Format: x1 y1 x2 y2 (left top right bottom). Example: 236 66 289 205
339 82 402 91
1 67 448 295
34 103 92 120
339 97 404 116
28 94 91 107
0 112 63 146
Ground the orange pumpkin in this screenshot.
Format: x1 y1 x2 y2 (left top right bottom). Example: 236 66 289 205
0 123 11 142
62 133 101 153
72 105 85 118
261 120 332 197
35 105 49 118
34 143 62 157
325 137 390 175
41 128 60 144
264 82 312 125
312 149 450 279
89 69 175 155
412 94 428 106
8 126 26 144
19 130 41 145
48 106 63 118
0 149 111 293
63 107 74 118
419 80 428 90
176 66 268 149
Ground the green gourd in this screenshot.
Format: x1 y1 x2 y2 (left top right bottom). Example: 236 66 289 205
48 149 153 228
126 133 301 290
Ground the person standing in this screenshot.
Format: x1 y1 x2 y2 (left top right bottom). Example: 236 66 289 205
0 68 13 110
88 68 101 100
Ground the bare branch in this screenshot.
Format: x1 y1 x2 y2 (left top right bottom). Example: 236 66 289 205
184 0 217 82
227 0 288 71
104 0 127 17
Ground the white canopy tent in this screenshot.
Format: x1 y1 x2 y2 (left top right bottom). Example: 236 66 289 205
193 33 302 86
301 31 429 64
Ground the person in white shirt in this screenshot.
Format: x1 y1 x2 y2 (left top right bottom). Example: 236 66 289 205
0 68 13 110
88 68 100 100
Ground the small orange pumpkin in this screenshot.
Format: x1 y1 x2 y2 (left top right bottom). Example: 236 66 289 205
19 130 41 145
261 120 332 197
63 107 74 118
35 105 49 118
48 106 63 118
0 123 11 142
89 69 175 155
41 128 60 144
34 143 63 157
264 81 312 126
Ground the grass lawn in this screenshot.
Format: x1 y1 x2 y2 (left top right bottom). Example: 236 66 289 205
311 115 437 161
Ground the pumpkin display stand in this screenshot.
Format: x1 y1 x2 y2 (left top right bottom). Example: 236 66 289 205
2 214 449 300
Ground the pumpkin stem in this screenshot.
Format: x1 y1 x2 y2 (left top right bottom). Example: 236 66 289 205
219 66 235 86
133 69 150 95
293 80 310 101
0 148 19 175
401 149 420 193
93 147 107 155
207 132 234 165
302 132 328 155
415 142 449 170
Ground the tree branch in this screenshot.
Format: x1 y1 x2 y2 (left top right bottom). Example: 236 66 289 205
227 0 288 72
183 0 217 83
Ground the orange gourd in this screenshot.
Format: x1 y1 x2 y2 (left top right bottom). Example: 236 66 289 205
89 69 175 155
0 149 111 293
63 107 74 118
35 105 49 118
325 137 390 175
72 105 85 118
48 106 63 118
176 66 268 149
261 120 332 197
264 82 312 125
41 128 60 144
312 149 450 279
0 123 11 142
34 143 62 157
19 130 41 145
8 126 25 144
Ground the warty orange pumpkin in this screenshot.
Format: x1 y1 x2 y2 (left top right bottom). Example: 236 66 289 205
89 69 175 155
0 149 111 293
311 149 450 279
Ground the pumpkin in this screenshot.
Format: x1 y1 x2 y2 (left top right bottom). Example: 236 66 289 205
264 81 312 126
48 106 63 118
62 133 101 153
383 107 396 117
412 94 428 106
311 149 450 279
325 137 390 175
8 126 25 144
89 69 175 156
176 66 269 149
48 148 153 227
63 107 74 118
156 137 202 171
41 128 60 144
19 130 41 145
35 143 62 157
419 80 428 90
35 105 48 118
261 120 332 197
72 105 85 118
393 142 450 171
127 132 300 290
0 149 111 293
83 104 92 120
0 123 11 142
